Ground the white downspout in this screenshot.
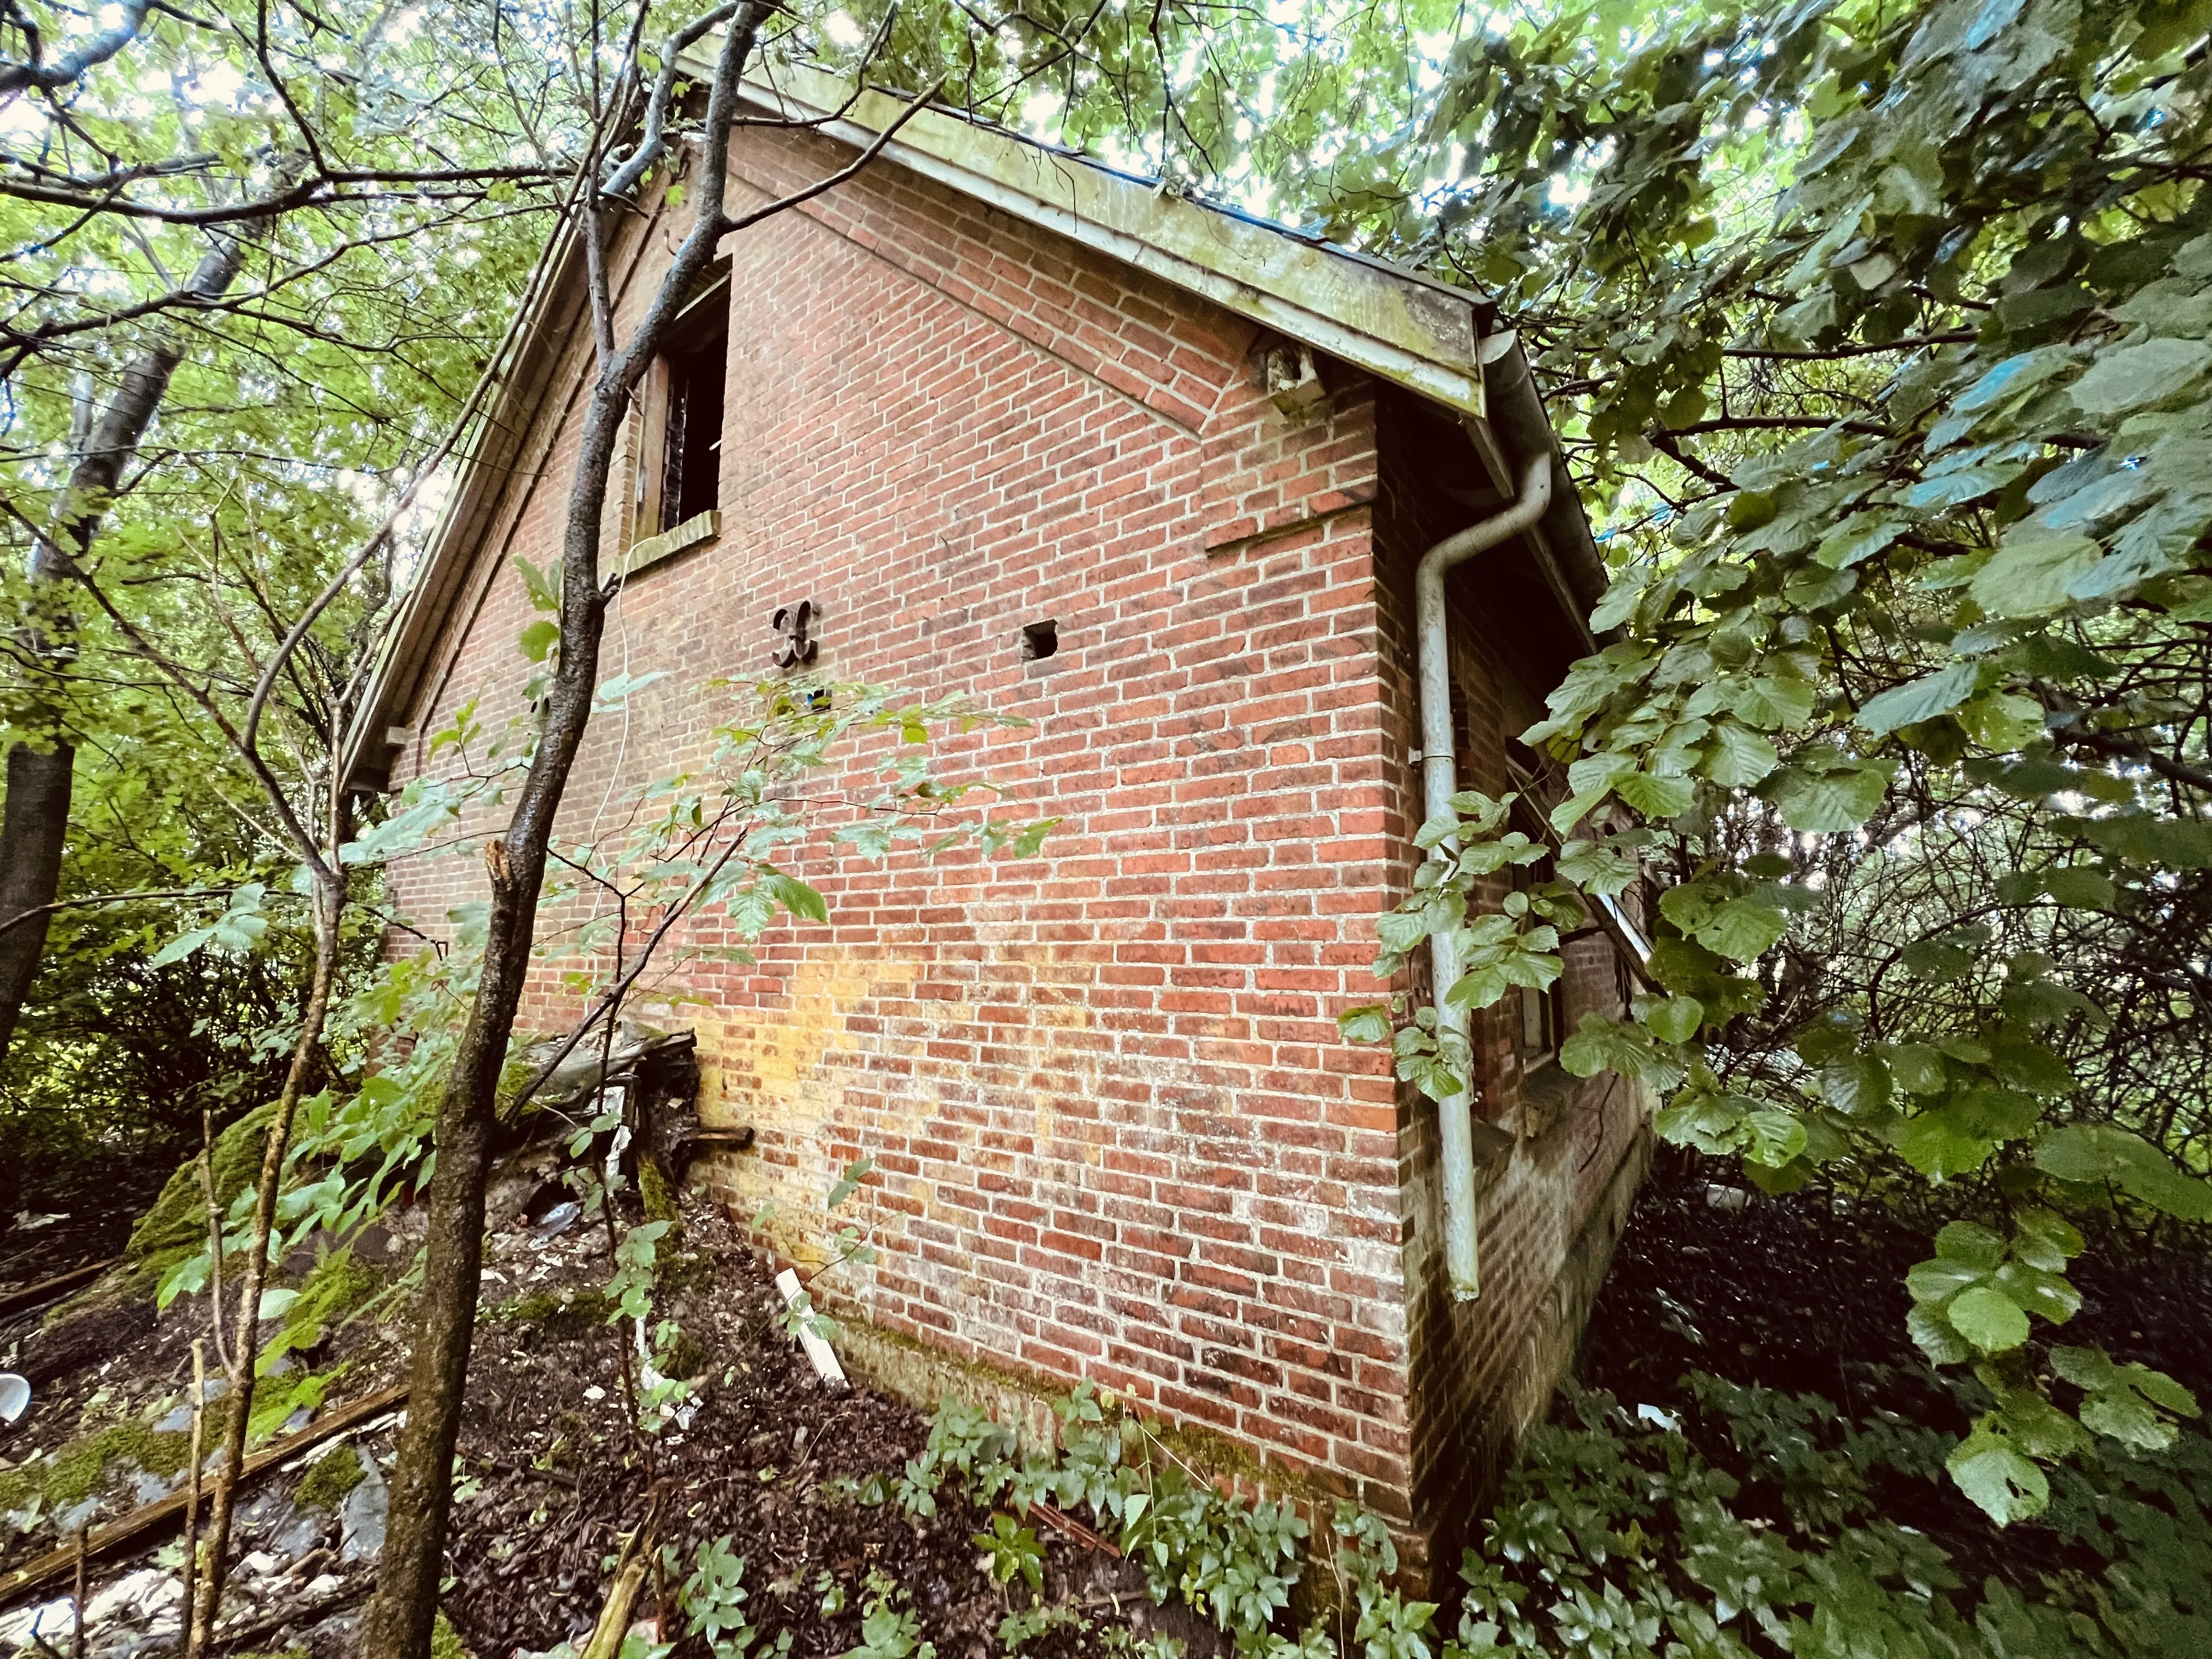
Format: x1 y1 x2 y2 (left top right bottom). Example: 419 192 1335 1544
1415 449 1553 1301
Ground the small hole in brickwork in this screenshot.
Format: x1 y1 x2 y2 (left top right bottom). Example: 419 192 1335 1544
1020 619 1058 662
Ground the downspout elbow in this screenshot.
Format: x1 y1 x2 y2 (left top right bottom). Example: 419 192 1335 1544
1413 450 1551 1301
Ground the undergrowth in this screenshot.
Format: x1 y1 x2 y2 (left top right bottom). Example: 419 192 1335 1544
828 1384 1429 1659
1446 1378 2211 1657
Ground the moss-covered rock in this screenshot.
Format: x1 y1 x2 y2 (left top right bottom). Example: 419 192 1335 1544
431 1609 470 1659
0 1417 195 1513
124 1101 278 1289
245 1365 345 1446
292 1443 366 1513
491 1287 614 1342
637 1156 683 1232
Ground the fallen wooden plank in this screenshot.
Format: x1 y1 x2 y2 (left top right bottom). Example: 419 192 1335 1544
0 1382 409 1608
0 1259 119 1324
774 1268 847 1387
1029 1500 1122 1559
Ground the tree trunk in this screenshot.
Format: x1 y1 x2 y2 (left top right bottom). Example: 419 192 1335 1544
0 742 72 1056
182 860 345 1658
362 18 767 1655
0 240 247 1063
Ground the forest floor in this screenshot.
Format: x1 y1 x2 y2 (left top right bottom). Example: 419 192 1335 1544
0 1160 1190 1659
7 1140 2209 1659
1571 1149 2212 1593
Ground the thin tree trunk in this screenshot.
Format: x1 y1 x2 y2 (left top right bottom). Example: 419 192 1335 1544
362 16 768 1655
182 861 345 1659
0 240 247 1062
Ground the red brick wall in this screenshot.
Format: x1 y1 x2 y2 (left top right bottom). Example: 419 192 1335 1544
384 123 1644 1559
388 122 1418 1519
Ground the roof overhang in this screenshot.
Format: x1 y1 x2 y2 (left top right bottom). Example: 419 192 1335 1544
719 58 1491 418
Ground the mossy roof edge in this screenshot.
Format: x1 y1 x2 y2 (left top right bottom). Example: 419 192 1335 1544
714 58 1491 418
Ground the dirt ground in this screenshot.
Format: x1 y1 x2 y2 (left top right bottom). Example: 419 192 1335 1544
1 1170 1178 1659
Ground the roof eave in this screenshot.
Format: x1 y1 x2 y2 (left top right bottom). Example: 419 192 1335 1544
718 58 1489 419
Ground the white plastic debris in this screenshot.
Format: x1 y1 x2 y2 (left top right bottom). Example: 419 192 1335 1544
86 1567 182 1626
0 1597 75 1649
532 1201 582 1242
775 1268 847 1387
1703 1184 1750 1212
1636 1403 1682 1432
0 1372 29 1423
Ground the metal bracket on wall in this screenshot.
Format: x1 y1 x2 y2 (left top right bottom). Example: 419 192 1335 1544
770 600 818 669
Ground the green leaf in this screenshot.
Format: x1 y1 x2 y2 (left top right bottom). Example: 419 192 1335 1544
1733 674 1815 731
1814 514 1904 570
2034 1125 2212 1220
1947 1439 2049 1526
1613 771 1695 819
827 1157 874 1210
519 618 561 662
1640 996 1703 1045
1763 760 1891 832
1948 1285 2030 1352
1560 1015 1672 1083
1968 529 2101 618
2039 866 2115 909
2066 813 2212 868
1338 1005 1393 1045
2051 1345 2199 1449
1900 933 1981 983
768 873 828 923
1698 723 1778 787
1741 1110 1808 1169
147 924 218 969
1933 1220 2007 1273
514 554 560 612
1857 663 1980 737
2069 336 2212 416
1700 898 1788 962
1886 1044 1946 1094
1908 1303 1972 1366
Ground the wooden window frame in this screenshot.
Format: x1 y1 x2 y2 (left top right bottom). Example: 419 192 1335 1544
630 270 730 551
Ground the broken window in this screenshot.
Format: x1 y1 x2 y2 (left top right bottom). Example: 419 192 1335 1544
659 320 726 529
637 272 729 539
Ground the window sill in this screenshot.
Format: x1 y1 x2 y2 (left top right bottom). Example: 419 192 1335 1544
623 509 719 579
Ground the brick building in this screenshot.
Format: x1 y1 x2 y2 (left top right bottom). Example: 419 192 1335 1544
347 61 1650 1573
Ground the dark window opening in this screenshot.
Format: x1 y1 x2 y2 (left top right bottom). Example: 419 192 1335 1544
1020 619 1058 661
1513 845 1569 1063
660 321 727 531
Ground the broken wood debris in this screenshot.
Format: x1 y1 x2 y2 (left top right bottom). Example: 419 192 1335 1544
774 1268 847 1388
0 1259 118 1325
0 1383 410 1607
1028 1501 1121 1558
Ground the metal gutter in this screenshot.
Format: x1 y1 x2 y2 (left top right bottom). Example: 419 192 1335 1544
1414 450 1554 1302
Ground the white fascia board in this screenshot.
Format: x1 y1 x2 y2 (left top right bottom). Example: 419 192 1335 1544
707 57 1487 418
